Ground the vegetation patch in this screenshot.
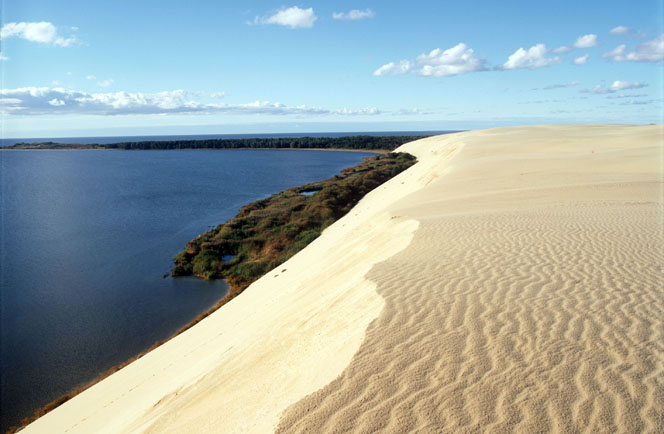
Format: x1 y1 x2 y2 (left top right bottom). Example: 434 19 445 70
172 152 417 294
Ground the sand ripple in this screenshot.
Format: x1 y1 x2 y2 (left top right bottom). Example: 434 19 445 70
278 192 663 432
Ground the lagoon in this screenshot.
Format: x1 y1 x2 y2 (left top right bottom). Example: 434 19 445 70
0 149 376 430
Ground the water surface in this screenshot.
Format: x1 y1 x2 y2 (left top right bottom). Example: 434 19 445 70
0 149 376 430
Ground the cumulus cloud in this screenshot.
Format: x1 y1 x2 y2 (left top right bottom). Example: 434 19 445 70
373 43 486 78
332 9 374 21
573 54 589 65
372 60 412 76
416 44 487 77
542 81 579 90
609 80 647 91
583 80 647 94
0 86 388 117
609 25 630 35
603 34 664 62
0 22 78 47
48 98 65 106
573 34 598 48
499 44 561 70
602 44 626 60
86 75 96 80
253 6 317 29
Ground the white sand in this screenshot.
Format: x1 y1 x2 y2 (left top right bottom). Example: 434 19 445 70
23 124 663 433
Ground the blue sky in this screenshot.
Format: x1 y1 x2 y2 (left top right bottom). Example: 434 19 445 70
1 0 662 137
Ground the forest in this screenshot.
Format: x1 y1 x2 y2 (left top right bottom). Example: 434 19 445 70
8 135 430 151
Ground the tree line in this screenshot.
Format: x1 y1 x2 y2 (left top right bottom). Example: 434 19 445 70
103 135 430 151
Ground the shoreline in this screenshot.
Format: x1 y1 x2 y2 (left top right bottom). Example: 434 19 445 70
7 279 235 433
19 125 664 433
8 151 413 432
0 147 388 153
2 134 429 152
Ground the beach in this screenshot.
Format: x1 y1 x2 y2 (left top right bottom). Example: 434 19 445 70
22 124 663 433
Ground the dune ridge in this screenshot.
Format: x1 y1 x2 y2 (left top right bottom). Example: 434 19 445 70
22 124 663 433
277 124 664 433
20 127 462 434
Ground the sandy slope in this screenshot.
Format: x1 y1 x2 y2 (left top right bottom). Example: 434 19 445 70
23 125 663 433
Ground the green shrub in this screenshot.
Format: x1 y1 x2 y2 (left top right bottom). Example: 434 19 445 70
172 152 417 290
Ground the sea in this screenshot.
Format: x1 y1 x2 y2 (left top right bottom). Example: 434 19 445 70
0 132 438 431
0 130 450 147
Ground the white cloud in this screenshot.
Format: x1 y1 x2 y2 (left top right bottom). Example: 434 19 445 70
372 60 412 76
603 35 664 62
97 79 114 88
255 6 317 29
610 80 647 91
626 34 664 61
583 80 647 94
334 107 380 115
0 86 371 117
499 44 561 70
573 34 598 48
86 75 96 80
374 43 486 78
0 52 8 61
416 44 487 77
332 9 374 21
573 54 589 65
542 81 579 90
602 44 626 60
609 25 630 35
48 98 65 106
552 46 572 53
0 22 78 47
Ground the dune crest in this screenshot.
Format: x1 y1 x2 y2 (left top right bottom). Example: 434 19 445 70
21 130 462 434
277 124 664 433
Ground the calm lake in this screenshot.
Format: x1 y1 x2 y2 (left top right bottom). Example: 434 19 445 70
0 149 377 430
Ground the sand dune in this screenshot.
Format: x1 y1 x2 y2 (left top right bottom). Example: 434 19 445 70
23 125 663 433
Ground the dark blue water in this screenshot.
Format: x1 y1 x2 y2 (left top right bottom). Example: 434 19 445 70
0 149 377 430
0 131 453 147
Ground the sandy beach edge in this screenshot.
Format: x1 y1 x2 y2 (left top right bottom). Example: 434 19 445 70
19 131 460 434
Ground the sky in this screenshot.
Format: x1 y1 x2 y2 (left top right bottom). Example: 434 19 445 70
1 0 662 138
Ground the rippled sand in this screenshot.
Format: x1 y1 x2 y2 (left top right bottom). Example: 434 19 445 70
23 125 663 434
277 125 663 433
